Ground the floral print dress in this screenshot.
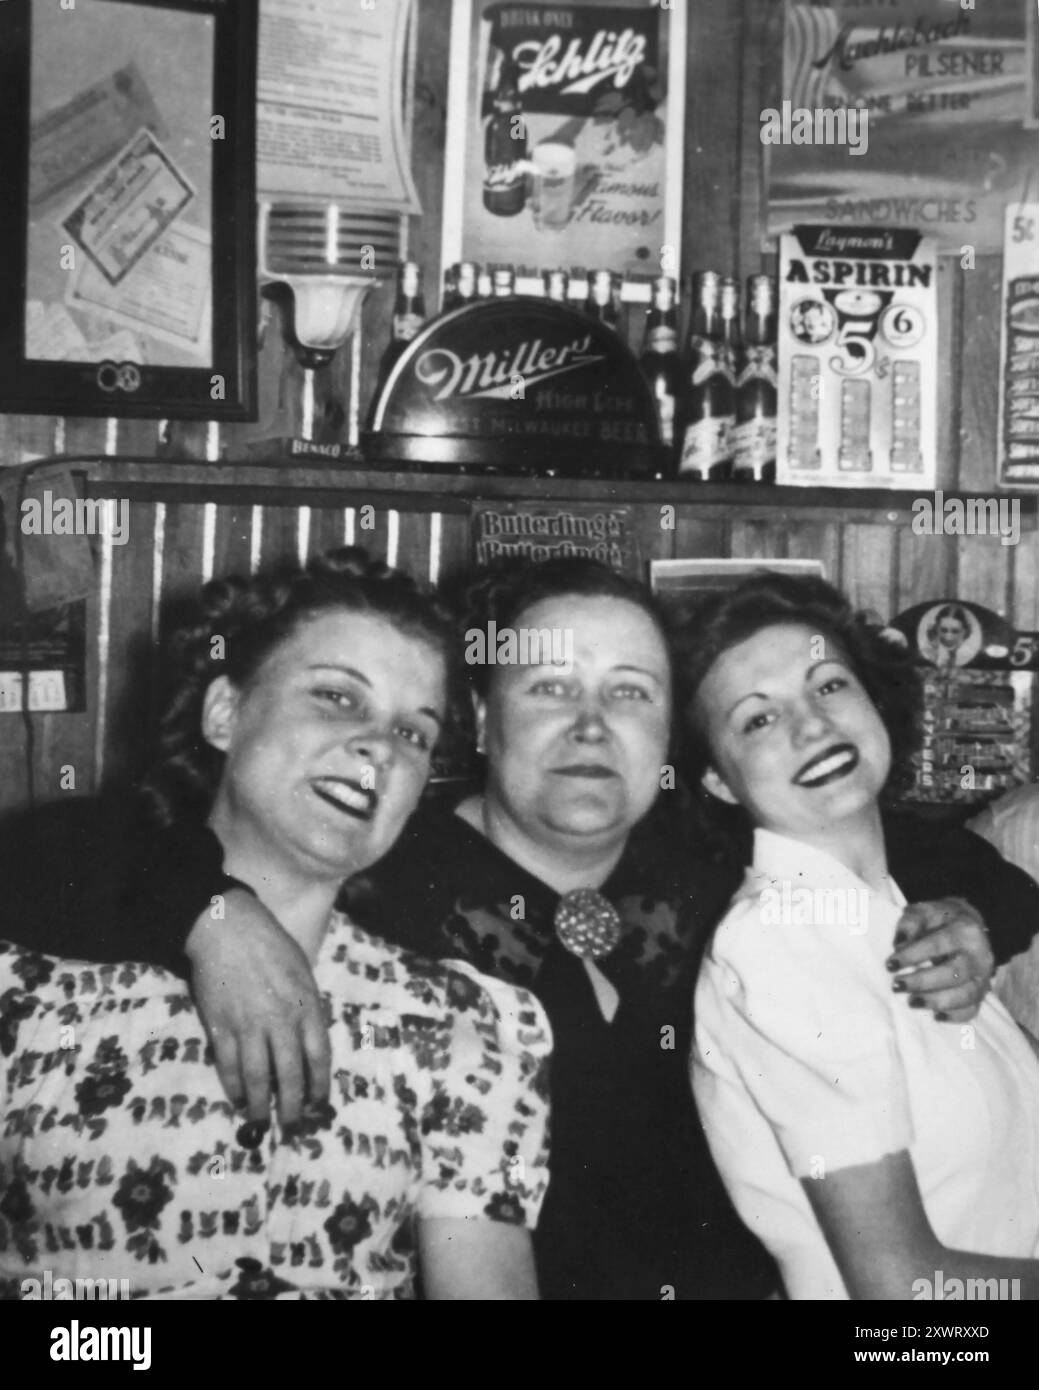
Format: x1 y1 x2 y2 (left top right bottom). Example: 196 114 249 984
0 916 551 1299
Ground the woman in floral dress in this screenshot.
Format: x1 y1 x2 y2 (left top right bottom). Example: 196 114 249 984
0 549 550 1299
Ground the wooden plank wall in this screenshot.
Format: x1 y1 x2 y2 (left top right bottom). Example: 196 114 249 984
1 0 1035 811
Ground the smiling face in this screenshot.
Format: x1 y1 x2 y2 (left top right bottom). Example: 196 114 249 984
476 594 671 853
694 622 891 843
204 608 446 884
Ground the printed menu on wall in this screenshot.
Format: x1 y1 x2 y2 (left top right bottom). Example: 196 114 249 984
441 0 685 301
257 0 421 213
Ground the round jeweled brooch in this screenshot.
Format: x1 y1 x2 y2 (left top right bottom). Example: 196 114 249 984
553 887 623 960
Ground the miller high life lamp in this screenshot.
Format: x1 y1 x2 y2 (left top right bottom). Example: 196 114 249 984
777 225 937 489
362 296 666 476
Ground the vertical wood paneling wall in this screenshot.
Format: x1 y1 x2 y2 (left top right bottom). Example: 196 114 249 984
1 0 1035 812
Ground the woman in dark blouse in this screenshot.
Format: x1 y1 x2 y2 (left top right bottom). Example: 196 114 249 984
2 556 1034 1299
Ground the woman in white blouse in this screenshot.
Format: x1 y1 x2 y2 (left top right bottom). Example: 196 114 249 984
683 573 1039 1300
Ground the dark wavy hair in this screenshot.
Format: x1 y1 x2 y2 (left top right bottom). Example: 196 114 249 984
455 555 674 700
141 547 456 828
673 572 922 839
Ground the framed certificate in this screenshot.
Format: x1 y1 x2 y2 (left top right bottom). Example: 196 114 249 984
0 0 258 420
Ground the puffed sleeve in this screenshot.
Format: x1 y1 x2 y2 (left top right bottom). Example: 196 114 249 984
695 893 913 1178
416 962 552 1227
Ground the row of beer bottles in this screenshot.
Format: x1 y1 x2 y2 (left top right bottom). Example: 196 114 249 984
374 262 778 484
600 269 778 484
672 271 779 484
373 261 628 395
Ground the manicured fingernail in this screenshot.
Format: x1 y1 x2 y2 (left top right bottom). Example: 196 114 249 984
908 996 926 1009
236 1121 269 1150
891 978 906 993
886 957 901 972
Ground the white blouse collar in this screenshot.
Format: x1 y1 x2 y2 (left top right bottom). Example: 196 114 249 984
750 828 905 908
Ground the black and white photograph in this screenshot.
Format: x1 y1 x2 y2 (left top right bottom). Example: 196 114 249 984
2 0 1039 1368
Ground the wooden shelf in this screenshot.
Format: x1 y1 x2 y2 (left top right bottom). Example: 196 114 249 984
57 454 1039 528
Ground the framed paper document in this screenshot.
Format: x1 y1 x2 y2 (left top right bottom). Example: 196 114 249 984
0 0 258 420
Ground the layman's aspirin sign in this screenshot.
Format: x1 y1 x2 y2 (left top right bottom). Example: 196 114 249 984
777 225 937 489
768 0 1033 254
441 0 685 301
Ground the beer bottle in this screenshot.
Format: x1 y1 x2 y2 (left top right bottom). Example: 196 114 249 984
440 264 459 314
543 268 570 302
639 276 680 450
720 277 742 382
585 270 620 330
731 274 778 483
610 272 625 325
372 261 425 403
442 261 479 313
483 56 527 218
677 270 734 481
491 265 516 297
456 261 479 307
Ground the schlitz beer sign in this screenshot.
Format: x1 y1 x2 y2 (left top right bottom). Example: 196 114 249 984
363 296 664 475
485 4 657 117
442 0 686 300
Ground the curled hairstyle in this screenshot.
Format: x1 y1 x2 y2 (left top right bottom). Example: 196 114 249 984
927 603 971 646
141 547 456 827
456 555 674 701
673 572 922 816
